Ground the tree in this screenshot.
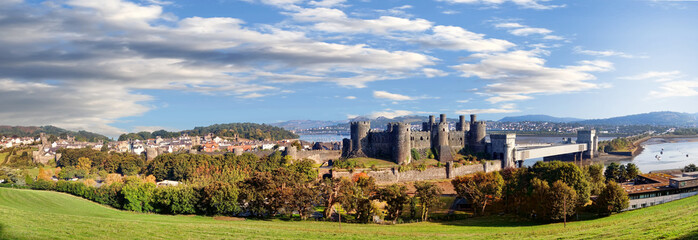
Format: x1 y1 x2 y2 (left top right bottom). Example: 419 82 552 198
37 167 52 181
585 164 606 195
121 176 156 212
374 184 409 223
201 181 239 215
595 181 629 215
618 164 627 182
530 178 551 220
685 164 698 172
624 163 640 182
530 161 590 209
452 171 504 216
414 181 442 221
548 180 577 221
77 157 92 173
604 162 620 182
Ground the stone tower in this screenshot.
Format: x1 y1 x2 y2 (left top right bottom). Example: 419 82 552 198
456 115 469 131
350 121 370 157
391 122 411 164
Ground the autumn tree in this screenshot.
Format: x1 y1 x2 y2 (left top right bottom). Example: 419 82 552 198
585 164 606 195
77 157 92 173
452 171 504 216
37 167 52 181
548 180 577 221
374 184 409 223
414 181 442 221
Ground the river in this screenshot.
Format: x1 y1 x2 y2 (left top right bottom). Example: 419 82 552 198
618 138 698 172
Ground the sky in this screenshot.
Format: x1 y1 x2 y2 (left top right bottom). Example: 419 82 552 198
1 0 698 137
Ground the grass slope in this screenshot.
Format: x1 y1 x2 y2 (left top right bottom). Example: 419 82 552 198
1 188 697 240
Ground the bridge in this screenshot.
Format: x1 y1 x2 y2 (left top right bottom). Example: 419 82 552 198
488 130 599 168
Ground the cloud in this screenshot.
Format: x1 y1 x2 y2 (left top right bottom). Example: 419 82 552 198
574 46 648 59
0 0 437 135
437 0 564 10
308 0 347 7
415 25 515 52
619 71 683 81
423 68 449 78
452 49 613 102
495 21 563 40
367 110 419 119
373 91 414 101
291 7 433 34
455 104 520 114
485 94 533 103
649 80 698 98
345 96 357 99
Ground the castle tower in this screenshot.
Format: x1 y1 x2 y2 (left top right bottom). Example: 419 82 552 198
468 115 486 152
392 123 411 164
440 114 447 123
437 121 449 149
350 121 370 157
456 115 469 131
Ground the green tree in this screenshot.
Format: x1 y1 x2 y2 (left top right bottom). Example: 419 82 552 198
624 163 640 182
530 161 590 208
201 181 239 215
374 184 409 223
685 164 698 172
414 181 442 221
595 181 629 215
548 180 577 221
452 171 504 216
604 162 620 182
121 177 156 212
585 164 606 195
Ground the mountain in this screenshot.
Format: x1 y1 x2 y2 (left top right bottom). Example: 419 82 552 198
499 115 584 123
119 123 299 141
577 111 698 127
269 120 346 131
0 125 110 142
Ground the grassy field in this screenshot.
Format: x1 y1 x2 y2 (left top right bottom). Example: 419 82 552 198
0 152 8 166
1 188 698 239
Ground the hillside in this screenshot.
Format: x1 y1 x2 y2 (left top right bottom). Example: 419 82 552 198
0 187 696 239
118 123 299 141
499 115 584 123
578 111 698 127
0 125 110 142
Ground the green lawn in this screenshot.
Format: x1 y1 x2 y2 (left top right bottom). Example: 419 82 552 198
1 188 698 239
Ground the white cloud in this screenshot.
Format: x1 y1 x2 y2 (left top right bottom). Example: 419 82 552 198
308 0 347 7
368 110 416 119
437 0 564 10
345 96 357 99
442 10 460 14
416 25 515 52
485 94 533 103
373 91 414 101
649 80 698 98
619 71 682 81
291 8 433 34
456 99 470 103
494 21 563 40
423 68 449 78
452 49 613 102
574 46 648 59
455 104 520 114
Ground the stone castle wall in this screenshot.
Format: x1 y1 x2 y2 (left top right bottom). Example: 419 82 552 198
331 160 502 184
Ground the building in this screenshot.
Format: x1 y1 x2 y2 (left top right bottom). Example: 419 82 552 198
622 172 698 211
342 114 486 164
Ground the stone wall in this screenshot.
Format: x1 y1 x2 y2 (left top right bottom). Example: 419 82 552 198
295 150 341 164
332 160 502 184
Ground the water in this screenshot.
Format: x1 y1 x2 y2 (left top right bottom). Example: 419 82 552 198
299 134 349 142
620 139 698 172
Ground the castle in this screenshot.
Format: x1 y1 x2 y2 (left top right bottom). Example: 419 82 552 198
341 114 486 164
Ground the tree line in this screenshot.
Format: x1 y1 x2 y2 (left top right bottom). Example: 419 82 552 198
118 123 299 141
451 161 630 222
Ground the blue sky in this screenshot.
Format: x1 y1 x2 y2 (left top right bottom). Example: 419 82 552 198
1 0 697 137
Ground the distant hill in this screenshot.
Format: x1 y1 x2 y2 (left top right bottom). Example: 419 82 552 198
0 125 110 142
269 120 346 131
118 123 299 141
577 111 698 127
499 115 584 123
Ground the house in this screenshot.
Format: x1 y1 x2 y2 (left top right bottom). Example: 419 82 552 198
157 180 181 187
203 141 220 152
